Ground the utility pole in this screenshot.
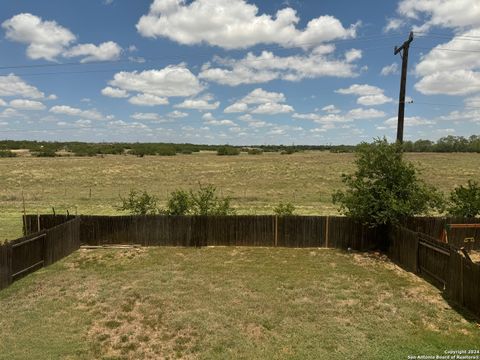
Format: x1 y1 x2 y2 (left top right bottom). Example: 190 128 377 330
394 31 414 144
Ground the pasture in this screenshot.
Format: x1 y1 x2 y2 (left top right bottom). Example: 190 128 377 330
1 151 480 241
0 247 478 359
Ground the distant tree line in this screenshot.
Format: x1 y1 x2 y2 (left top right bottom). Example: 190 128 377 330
0 135 479 157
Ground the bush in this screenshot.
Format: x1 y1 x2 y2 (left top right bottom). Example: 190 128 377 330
189 184 235 215
448 180 480 217
166 190 191 215
0 150 16 158
117 190 159 215
274 202 295 216
332 138 444 227
217 146 240 156
247 148 263 155
34 150 57 157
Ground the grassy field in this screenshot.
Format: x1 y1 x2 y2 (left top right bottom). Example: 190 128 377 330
0 247 478 359
1 151 480 240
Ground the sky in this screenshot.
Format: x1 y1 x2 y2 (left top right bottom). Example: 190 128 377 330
0 0 479 145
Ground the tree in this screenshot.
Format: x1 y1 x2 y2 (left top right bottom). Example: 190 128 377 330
117 190 159 215
166 190 191 215
274 202 295 216
448 180 480 218
189 184 235 215
332 138 443 227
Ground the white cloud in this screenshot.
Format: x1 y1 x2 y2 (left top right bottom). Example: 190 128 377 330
0 74 45 99
465 95 480 107
345 49 362 63
336 83 393 106
384 18 404 32
167 110 188 118
225 88 294 114
130 112 169 122
322 104 341 114
0 108 24 118
137 0 357 49
415 70 480 96
199 50 360 86
101 86 130 98
224 102 249 113
335 84 383 96
357 94 393 106
64 41 122 63
397 0 480 30
175 99 220 110
2 13 76 61
294 107 385 123
49 105 106 120
381 63 399 76
414 28 480 95
128 93 169 106
9 99 46 110
109 65 203 97
202 112 236 126
75 119 92 127
251 102 294 115
385 116 434 128
0 99 6 107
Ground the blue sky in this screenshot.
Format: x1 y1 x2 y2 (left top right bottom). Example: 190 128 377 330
0 0 479 145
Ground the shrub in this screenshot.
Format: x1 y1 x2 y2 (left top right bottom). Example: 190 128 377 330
247 148 263 155
448 180 480 218
274 202 295 216
117 190 159 215
217 146 240 156
34 150 57 157
0 150 16 158
189 184 235 215
332 138 444 227
166 190 191 215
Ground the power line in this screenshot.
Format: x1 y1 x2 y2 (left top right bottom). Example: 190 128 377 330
0 33 405 71
406 101 480 110
412 46 480 53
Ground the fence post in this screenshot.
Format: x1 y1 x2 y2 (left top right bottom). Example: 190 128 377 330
325 216 329 248
460 255 464 306
274 216 278 247
414 232 420 273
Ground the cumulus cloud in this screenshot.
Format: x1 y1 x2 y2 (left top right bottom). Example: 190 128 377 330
128 93 169 106
397 0 480 30
49 105 107 120
384 116 435 128
101 86 129 98
224 88 294 114
2 13 121 62
2 13 76 61
251 102 294 115
414 28 480 95
64 41 122 63
167 110 188 118
202 113 236 126
293 107 385 123
175 98 220 110
0 99 7 107
108 65 203 98
336 84 393 106
0 74 45 99
9 99 46 110
136 0 358 49
381 63 399 76
199 50 361 86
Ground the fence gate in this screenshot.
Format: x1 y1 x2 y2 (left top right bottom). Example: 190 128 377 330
417 233 451 288
11 233 46 281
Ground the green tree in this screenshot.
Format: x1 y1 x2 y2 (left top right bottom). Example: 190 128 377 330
332 138 443 227
274 202 295 216
448 180 480 218
189 184 235 215
166 190 191 215
117 190 159 215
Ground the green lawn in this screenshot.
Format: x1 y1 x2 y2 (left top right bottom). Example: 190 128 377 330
0 247 478 359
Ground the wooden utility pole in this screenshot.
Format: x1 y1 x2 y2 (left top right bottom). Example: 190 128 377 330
394 31 414 143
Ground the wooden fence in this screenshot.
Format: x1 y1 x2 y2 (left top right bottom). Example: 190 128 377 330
25 214 383 250
0 218 80 291
389 225 480 318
